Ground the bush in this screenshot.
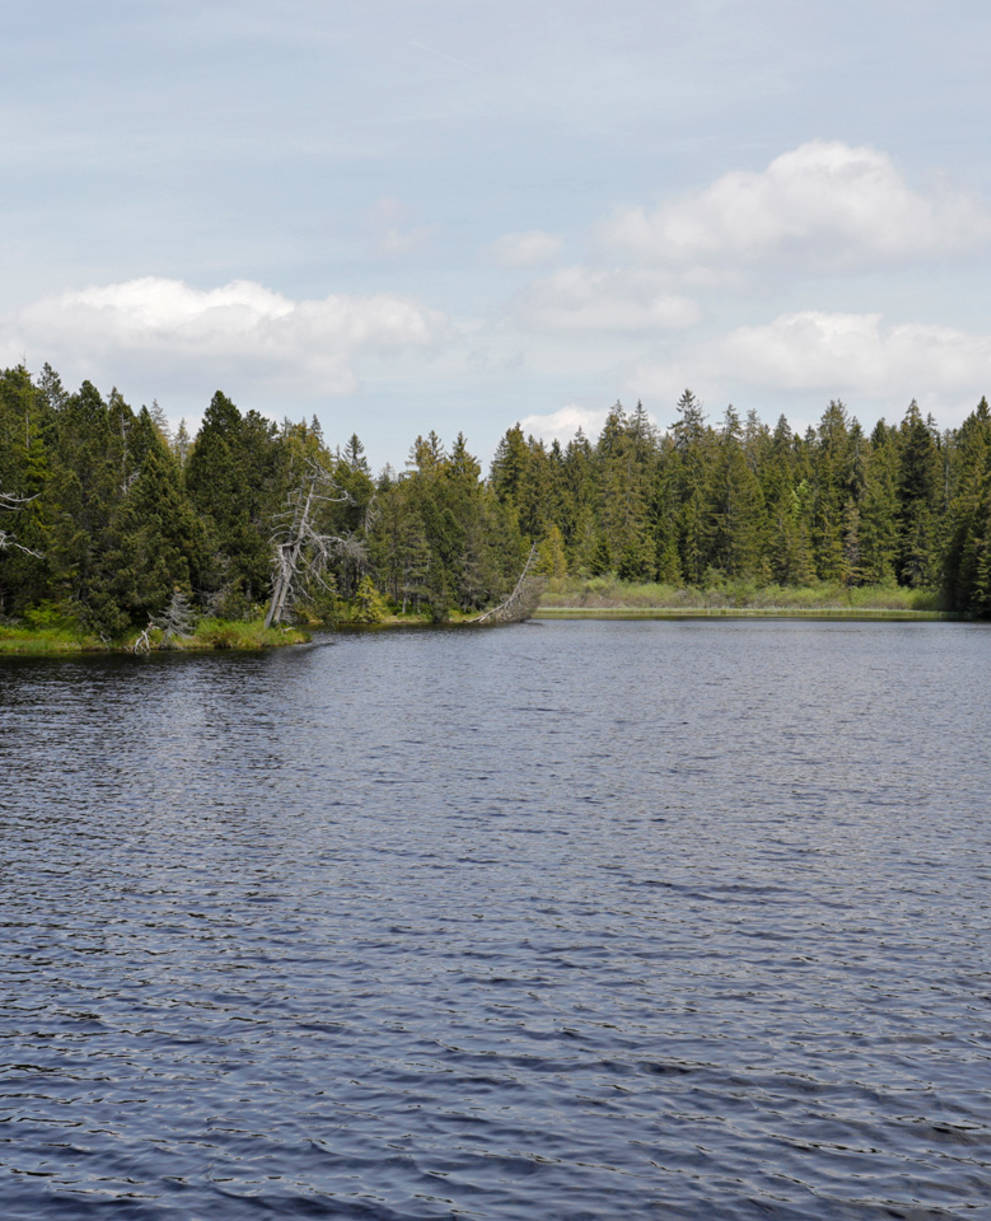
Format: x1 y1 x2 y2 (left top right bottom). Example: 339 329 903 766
350 576 389 624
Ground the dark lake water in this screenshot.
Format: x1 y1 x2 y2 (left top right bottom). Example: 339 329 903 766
2 618 990 1219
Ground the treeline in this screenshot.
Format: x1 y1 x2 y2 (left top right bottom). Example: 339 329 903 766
0 364 524 636
1 364 991 634
491 391 991 615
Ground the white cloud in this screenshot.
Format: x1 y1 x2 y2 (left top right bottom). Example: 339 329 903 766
9 277 447 396
633 310 991 422
717 311 889 390
519 404 609 445
718 311 991 396
606 141 991 270
520 266 701 332
490 229 563 267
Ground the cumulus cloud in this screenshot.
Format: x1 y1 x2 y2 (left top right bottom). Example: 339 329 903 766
633 310 991 421
606 141 991 270
519 403 610 445
717 311 991 396
520 266 701 332
10 277 447 395
490 229 563 267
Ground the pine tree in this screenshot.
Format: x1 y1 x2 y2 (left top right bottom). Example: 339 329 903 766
667 392 715 584
759 416 813 585
895 401 942 588
595 402 654 580
367 478 431 612
185 391 281 614
858 420 899 583
708 405 765 579
106 441 206 626
943 397 991 612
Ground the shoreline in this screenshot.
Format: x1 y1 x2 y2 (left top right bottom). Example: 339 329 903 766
0 588 964 654
533 606 951 621
0 620 312 656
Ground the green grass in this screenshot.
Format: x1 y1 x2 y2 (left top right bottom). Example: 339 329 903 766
536 576 948 618
0 624 105 653
0 617 310 654
0 581 953 652
146 618 310 650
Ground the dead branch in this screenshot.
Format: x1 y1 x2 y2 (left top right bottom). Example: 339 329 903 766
132 621 154 654
0 492 41 558
264 465 351 628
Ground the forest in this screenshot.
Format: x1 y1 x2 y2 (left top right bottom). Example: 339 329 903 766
1 362 991 642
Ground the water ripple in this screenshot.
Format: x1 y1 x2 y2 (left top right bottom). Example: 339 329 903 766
1 621 990 1217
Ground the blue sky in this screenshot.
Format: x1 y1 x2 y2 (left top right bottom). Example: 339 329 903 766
4 1 991 470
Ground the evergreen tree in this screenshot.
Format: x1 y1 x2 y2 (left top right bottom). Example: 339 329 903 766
595 402 654 580
490 423 529 516
858 420 900 583
560 428 597 572
105 439 206 626
367 476 432 612
185 391 281 613
708 405 765 579
944 397 991 612
758 416 813 585
667 391 714 584
895 401 942 587
808 401 852 580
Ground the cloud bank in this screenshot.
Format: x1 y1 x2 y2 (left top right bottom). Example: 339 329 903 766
717 311 991 396
633 310 991 422
605 141 991 271
6 277 447 396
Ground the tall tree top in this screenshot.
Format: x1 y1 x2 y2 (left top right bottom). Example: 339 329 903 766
672 389 706 448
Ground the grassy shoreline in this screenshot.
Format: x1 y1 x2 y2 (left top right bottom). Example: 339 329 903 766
0 581 959 653
0 618 311 655
534 576 952 621
0 610 487 654
534 606 948 620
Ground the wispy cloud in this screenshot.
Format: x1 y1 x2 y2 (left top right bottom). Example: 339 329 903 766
519 266 700 332
368 197 433 257
489 229 563 267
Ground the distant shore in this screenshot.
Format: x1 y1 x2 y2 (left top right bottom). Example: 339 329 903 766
0 619 311 656
532 576 950 621
0 579 959 654
534 606 948 620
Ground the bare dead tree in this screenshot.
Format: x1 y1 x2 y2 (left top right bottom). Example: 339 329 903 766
132 622 154 654
0 492 41 558
264 465 351 629
132 590 196 653
160 590 194 643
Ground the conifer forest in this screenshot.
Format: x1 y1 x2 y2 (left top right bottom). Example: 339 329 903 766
2 362 991 637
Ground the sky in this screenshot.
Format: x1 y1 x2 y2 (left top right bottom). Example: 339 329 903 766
4 0 991 471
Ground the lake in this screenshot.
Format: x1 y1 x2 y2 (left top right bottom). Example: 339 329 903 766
1 619 990 1219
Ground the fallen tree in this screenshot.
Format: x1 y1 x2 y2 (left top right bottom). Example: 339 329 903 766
471 543 544 625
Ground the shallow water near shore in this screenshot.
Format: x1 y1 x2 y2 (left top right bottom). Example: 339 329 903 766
1 618 990 1218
